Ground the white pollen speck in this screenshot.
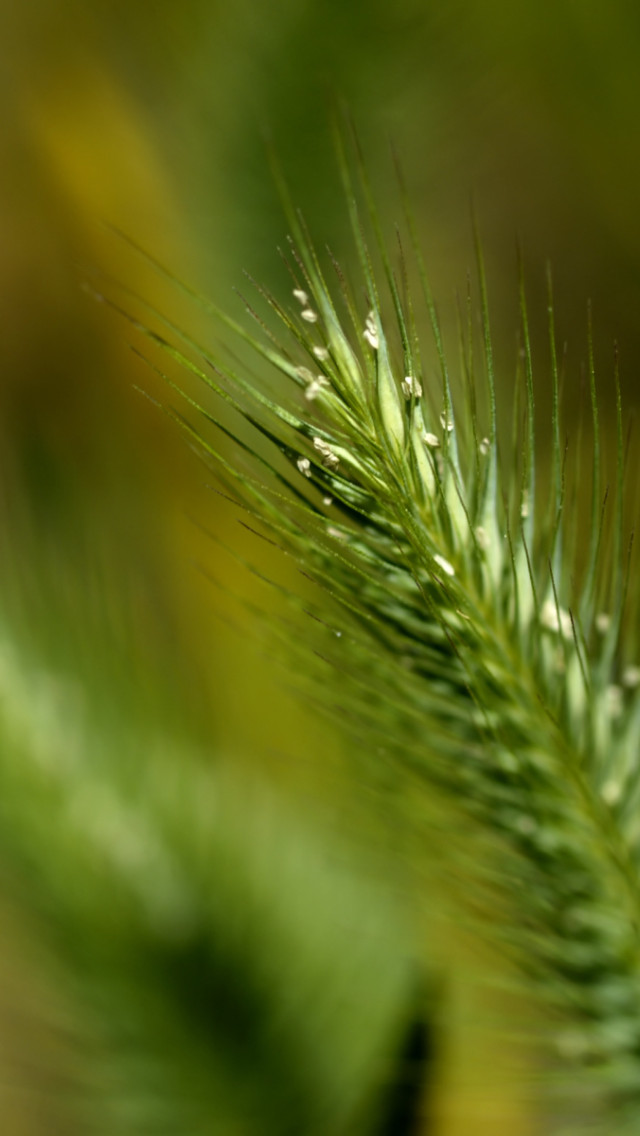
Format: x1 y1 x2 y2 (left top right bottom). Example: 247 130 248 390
595 612 611 635
323 496 333 506
540 598 573 639
602 778 622 806
296 457 311 478
622 665 640 689
401 375 423 400
301 308 318 323
313 437 339 469
305 377 328 401
293 288 308 305
364 311 379 350
474 525 490 550
423 432 440 449
479 436 490 456
434 553 455 578
313 346 329 360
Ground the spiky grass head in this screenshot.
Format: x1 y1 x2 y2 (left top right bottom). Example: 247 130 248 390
111 132 640 1133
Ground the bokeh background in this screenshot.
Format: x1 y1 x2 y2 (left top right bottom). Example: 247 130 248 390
1 2 640 1133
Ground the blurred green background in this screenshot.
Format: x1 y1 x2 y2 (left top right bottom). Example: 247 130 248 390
1 1 640 1132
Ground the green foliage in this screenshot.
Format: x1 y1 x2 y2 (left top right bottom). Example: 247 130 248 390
0 584 420 1135
117 136 640 1133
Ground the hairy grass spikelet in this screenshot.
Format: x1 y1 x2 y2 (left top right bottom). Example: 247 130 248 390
108 135 640 1133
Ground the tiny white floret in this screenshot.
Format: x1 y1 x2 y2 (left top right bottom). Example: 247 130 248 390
622 665 640 689
439 412 454 433
423 432 440 449
301 308 318 323
601 778 622 806
313 436 339 469
401 375 423 400
313 346 329 360
305 377 329 401
297 366 314 383
540 598 573 639
323 496 333 506
363 311 379 350
474 525 490 550
434 553 455 578
297 457 311 478
479 436 490 456
293 288 308 305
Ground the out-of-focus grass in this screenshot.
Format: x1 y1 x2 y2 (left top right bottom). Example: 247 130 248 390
0 2 638 1132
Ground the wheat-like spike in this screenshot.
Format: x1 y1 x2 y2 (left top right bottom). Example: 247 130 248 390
118 152 640 1130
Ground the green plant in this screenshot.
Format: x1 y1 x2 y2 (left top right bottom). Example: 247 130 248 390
0 516 423 1135
112 132 640 1134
